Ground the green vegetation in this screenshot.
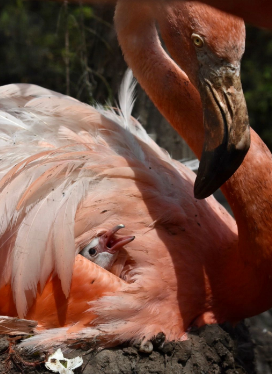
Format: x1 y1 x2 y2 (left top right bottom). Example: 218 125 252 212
0 0 115 104
243 26 272 148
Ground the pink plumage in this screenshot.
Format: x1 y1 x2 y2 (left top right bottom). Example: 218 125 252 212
0 74 236 349
1 1 272 352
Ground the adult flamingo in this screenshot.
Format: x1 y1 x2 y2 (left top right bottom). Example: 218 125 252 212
0 1 271 349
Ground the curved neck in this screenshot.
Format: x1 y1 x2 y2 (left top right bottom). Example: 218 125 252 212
115 0 204 159
115 1 272 257
115 0 272 316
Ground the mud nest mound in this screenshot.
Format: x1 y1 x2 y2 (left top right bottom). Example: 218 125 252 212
0 322 256 374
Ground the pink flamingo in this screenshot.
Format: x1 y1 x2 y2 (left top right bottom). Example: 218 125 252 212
196 0 272 29
0 1 271 349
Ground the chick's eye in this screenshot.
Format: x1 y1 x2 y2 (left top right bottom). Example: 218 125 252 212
88 248 97 256
191 34 204 48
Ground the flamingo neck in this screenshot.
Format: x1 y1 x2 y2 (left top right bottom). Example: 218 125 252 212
222 130 272 264
115 0 272 319
216 134 272 319
114 0 204 159
116 1 272 261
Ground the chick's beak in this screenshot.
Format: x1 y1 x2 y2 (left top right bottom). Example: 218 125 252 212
194 67 250 199
100 224 135 254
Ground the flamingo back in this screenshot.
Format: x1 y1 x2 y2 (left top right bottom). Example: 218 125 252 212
0 72 237 349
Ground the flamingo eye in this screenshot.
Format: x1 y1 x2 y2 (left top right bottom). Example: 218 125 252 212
88 248 97 256
191 34 204 48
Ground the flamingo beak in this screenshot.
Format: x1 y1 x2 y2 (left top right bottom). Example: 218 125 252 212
102 224 135 253
194 69 250 199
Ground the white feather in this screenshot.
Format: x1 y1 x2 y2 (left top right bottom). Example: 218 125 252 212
118 69 137 129
52 178 90 298
12 183 66 317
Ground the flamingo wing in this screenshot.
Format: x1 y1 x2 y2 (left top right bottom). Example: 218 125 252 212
0 73 237 349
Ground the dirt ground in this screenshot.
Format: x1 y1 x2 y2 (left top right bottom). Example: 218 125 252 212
248 310 272 373
0 321 260 374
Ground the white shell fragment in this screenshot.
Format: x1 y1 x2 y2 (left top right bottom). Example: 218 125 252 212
45 349 83 374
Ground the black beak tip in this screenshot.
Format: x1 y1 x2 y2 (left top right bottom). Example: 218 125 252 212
194 176 210 200
194 174 224 199
193 144 250 200
193 173 223 199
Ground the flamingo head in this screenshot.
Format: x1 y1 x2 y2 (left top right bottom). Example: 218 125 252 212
158 1 250 198
79 224 135 270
